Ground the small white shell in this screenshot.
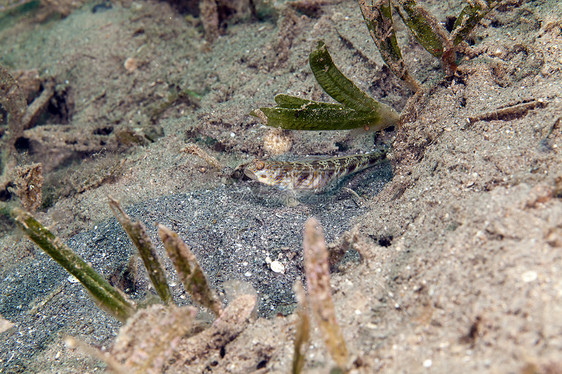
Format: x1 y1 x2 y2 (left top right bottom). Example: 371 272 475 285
270 260 285 274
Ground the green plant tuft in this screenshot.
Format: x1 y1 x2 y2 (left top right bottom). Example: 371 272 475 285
251 41 400 131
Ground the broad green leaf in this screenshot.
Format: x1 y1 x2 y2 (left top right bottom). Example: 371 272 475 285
252 102 397 131
309 41 381 112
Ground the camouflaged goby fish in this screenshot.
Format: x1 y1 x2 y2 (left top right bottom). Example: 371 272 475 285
244 146 388 191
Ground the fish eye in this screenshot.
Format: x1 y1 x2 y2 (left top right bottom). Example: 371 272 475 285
255 161 265 170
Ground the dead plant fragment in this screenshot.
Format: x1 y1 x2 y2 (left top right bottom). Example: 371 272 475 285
182 143 223 170
13 163 43 212
466 99 548 125
158 224 224 317
111 304 198 373
0 0 84 18
0 64 26 191
2 196 263 372
0 315 15 334
302 217 349 369
170 294 257 368
21 78 55 130
199 0 257 43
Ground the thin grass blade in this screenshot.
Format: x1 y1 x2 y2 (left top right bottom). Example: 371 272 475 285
292 280 310 374
451 0 501 45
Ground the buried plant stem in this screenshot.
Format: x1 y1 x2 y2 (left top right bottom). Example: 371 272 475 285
0 64 26 189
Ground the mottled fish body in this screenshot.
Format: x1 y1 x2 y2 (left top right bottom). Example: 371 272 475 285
244 147 388 191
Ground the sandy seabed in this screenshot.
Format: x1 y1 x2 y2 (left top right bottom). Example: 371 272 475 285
0 0 561 372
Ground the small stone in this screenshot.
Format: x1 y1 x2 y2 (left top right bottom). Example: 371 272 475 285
270 260 285 274
67 275 79 283
423 359 432 368
521 270 538 283
0 316 15 333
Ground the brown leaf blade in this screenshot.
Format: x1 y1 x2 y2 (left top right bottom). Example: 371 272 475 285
157 224 224 317
303 217 348 368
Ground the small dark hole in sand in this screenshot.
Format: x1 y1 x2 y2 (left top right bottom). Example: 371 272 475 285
93 126 113 135
445 16 457 32
335 142 349 152
46 89 72 124
378 235 393 247
14 137 31 152
0 185 12 201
